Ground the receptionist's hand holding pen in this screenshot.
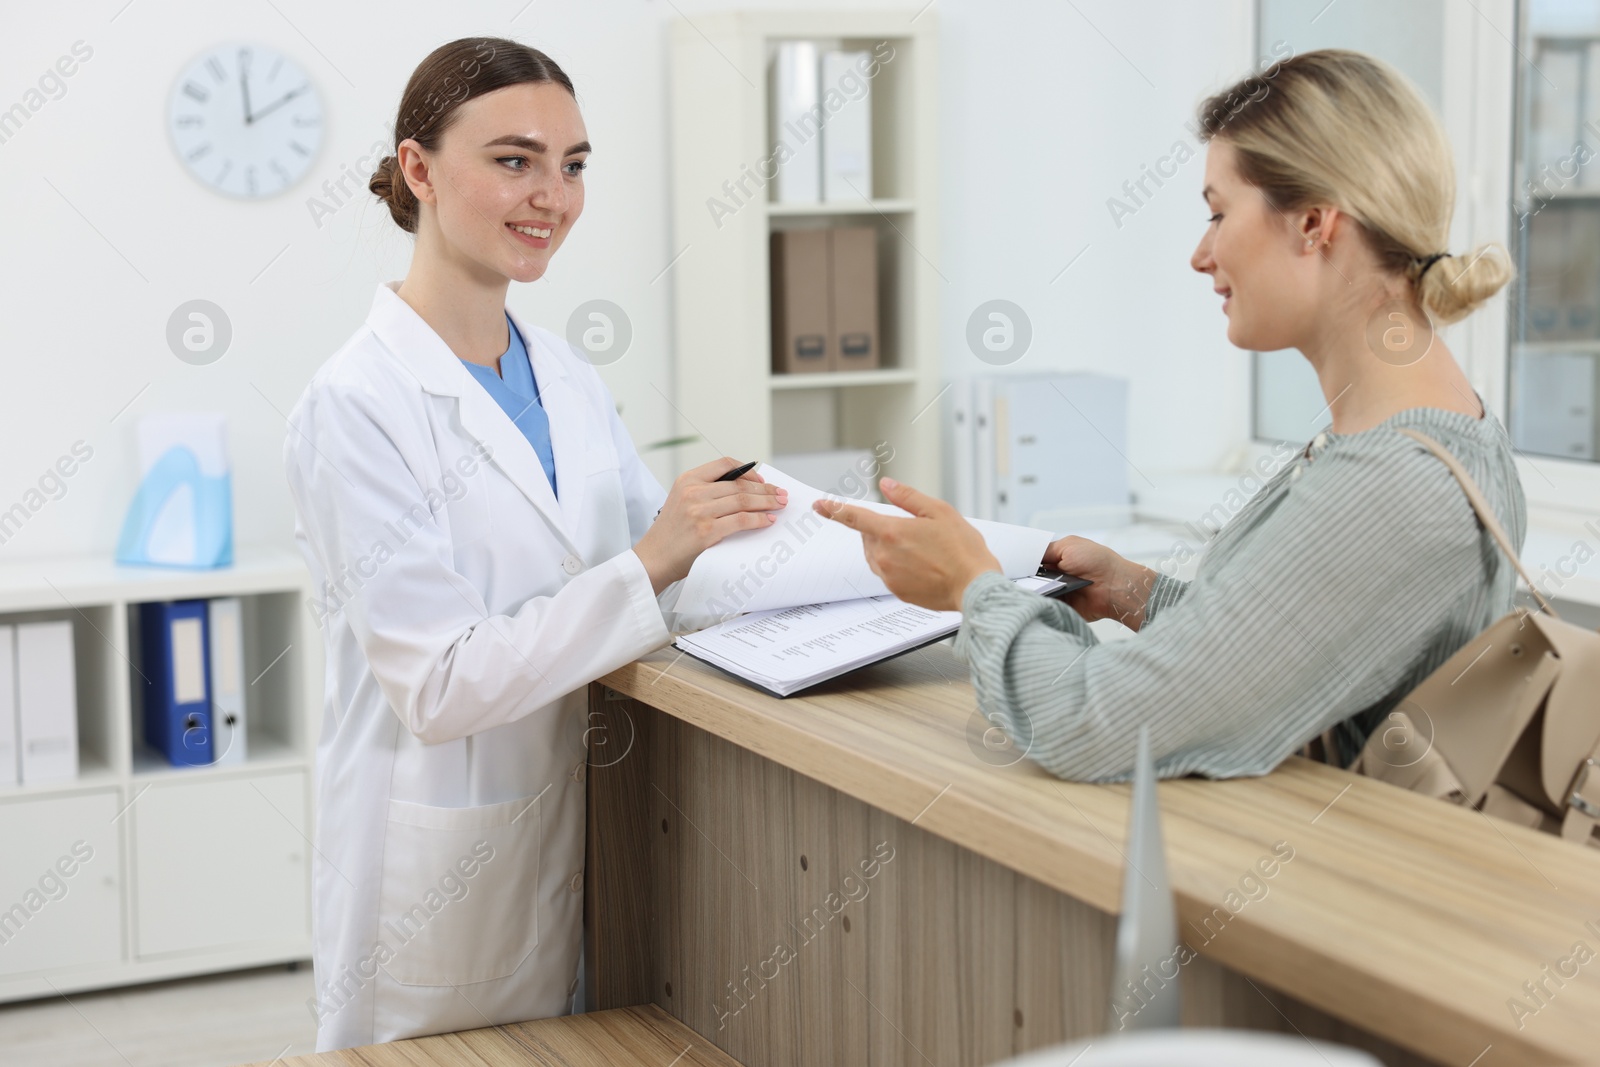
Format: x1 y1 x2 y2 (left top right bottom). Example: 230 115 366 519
816 477 1159 627
634 457 788 595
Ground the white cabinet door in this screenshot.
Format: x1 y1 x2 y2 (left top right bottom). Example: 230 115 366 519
0 791 124 978
133 771 309 957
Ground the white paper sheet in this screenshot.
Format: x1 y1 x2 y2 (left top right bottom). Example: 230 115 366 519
675 465 1054 617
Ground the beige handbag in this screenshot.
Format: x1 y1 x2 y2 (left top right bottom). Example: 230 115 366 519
1334 428 1600 847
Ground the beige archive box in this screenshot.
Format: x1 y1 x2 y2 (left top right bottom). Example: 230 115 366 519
830 226 879 371
770 230 831 374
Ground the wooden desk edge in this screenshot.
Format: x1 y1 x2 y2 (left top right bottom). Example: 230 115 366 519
235 1004 745 1067
598 651 1600 1067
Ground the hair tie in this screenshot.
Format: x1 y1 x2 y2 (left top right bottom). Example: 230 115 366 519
1416 252 1451 280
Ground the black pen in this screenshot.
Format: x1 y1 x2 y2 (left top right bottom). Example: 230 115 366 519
716 460 760 482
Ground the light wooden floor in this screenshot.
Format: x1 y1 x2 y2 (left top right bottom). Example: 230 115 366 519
0 963 317 1067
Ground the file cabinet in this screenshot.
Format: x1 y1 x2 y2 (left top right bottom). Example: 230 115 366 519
0 546 318 1001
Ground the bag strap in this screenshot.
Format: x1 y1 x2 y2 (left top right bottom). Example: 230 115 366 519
1394 427 1558 618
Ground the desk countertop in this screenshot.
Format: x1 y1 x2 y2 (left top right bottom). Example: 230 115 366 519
242 1004 742 1067
602 644 1600 1067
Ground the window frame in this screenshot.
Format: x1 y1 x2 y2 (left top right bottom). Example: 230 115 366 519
1242 0 1600 520
1497 0 1600 515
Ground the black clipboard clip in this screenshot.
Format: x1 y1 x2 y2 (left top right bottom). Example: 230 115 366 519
1034 564 1092 599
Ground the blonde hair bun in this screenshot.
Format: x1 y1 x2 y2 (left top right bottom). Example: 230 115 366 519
1417 244 1514 326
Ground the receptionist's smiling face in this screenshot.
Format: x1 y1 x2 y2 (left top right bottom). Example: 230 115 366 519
1191 138 1318 354
403 81 590 285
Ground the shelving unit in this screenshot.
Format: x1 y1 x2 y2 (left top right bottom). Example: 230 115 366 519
668 10 942 490
765 197 916 216
0 545 319 1001
768 367 919 390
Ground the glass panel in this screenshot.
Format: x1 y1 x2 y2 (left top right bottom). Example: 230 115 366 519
1251 0 1446 442
1509 0 1600 462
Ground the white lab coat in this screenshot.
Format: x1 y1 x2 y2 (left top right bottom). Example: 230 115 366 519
283 281 676 1051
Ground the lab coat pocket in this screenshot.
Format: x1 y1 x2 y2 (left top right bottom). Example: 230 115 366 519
377 791 541 987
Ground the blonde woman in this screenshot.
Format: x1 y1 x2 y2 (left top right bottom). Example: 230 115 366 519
818 49 1522 779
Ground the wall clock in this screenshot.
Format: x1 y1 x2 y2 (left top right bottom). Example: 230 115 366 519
168 44 323 199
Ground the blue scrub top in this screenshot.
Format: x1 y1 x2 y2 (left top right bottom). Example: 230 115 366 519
458 313 557 498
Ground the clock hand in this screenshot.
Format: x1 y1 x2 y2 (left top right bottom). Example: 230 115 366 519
241 66 253 124
248 84 309 125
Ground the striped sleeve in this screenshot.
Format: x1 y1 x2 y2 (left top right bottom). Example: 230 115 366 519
1141 573 1190 625
951 436 1488 782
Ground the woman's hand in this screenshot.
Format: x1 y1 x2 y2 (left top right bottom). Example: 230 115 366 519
1042 535 1159 630
812 477 1001 612
634 458 788 594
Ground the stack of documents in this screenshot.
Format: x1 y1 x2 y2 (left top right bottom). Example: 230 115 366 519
676 573 1085 697
675 466 1057 616
671 465 1086 696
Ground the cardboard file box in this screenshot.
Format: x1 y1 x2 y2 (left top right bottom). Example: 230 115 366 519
830 227 879 371
771 230 832 374
771 227 881 374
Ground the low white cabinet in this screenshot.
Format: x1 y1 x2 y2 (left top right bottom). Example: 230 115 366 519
0 790 124 979
132 771 309 958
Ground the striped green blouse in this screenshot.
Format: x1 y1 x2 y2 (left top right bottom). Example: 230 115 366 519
951 400 1527 781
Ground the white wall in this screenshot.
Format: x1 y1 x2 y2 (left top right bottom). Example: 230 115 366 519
0 0 1249 562
936 0 1255 493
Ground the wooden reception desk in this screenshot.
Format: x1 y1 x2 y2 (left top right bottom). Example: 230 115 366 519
244 1005 742 1067
584 644 1600 1067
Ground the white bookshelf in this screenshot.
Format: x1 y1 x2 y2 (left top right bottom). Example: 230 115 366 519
768 367 919 390
0 545 319 1001
765 197 916 216
668 10 943 490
